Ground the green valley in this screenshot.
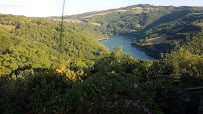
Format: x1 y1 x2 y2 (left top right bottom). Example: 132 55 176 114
0 4 203 114
54 4 203 59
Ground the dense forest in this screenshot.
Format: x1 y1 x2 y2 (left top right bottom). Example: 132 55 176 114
0 4 203 114
132 7 203 58
0 14 109 76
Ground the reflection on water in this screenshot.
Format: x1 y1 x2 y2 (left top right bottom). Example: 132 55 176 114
98 35 155 60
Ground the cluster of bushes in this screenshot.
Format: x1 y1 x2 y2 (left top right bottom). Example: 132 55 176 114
0 48 202 113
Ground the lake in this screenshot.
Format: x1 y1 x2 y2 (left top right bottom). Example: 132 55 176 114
98 35 155 60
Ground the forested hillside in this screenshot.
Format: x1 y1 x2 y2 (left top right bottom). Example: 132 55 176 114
53 4 203 58
56 4 175 35
0 4 203 114
132 7 203 58
0 14 109 76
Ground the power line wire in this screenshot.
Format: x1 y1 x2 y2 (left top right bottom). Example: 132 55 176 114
61 0 66 34
59 0 66 52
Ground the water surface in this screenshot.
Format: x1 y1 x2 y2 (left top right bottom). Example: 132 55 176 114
98 35 155 60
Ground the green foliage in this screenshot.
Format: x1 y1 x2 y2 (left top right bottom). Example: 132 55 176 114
0 14 109 76
0 52 161 113
0 47 202 113
132 7 203 58
58 5 175 36
0 5 203 114
94 47 137 73
162 48 203 86
71 60 88 70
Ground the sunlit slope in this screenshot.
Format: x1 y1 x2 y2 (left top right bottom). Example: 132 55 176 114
0 14 109 76
54 4 175 35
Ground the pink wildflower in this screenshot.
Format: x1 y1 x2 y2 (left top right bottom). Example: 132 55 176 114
142 106 149 112
136 100 140 103
129 100 133 103
125 99 133 106
110 83 113 86
80 97 84 101
144 108 149 112
101 86 105 90
88 108 92 112
114 94 119 98
133 102 138 106
107 101 112 107
134 83 138 88
148 112 152 114
101 96 106 100
137 105 141 108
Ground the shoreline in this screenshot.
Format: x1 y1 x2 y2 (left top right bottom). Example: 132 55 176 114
131 43 159 59
98 35 157 60
97 37 109 41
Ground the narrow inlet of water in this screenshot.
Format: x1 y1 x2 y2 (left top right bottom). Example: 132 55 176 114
98 35 155 60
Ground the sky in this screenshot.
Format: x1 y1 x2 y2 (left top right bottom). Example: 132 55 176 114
0 0 203 17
